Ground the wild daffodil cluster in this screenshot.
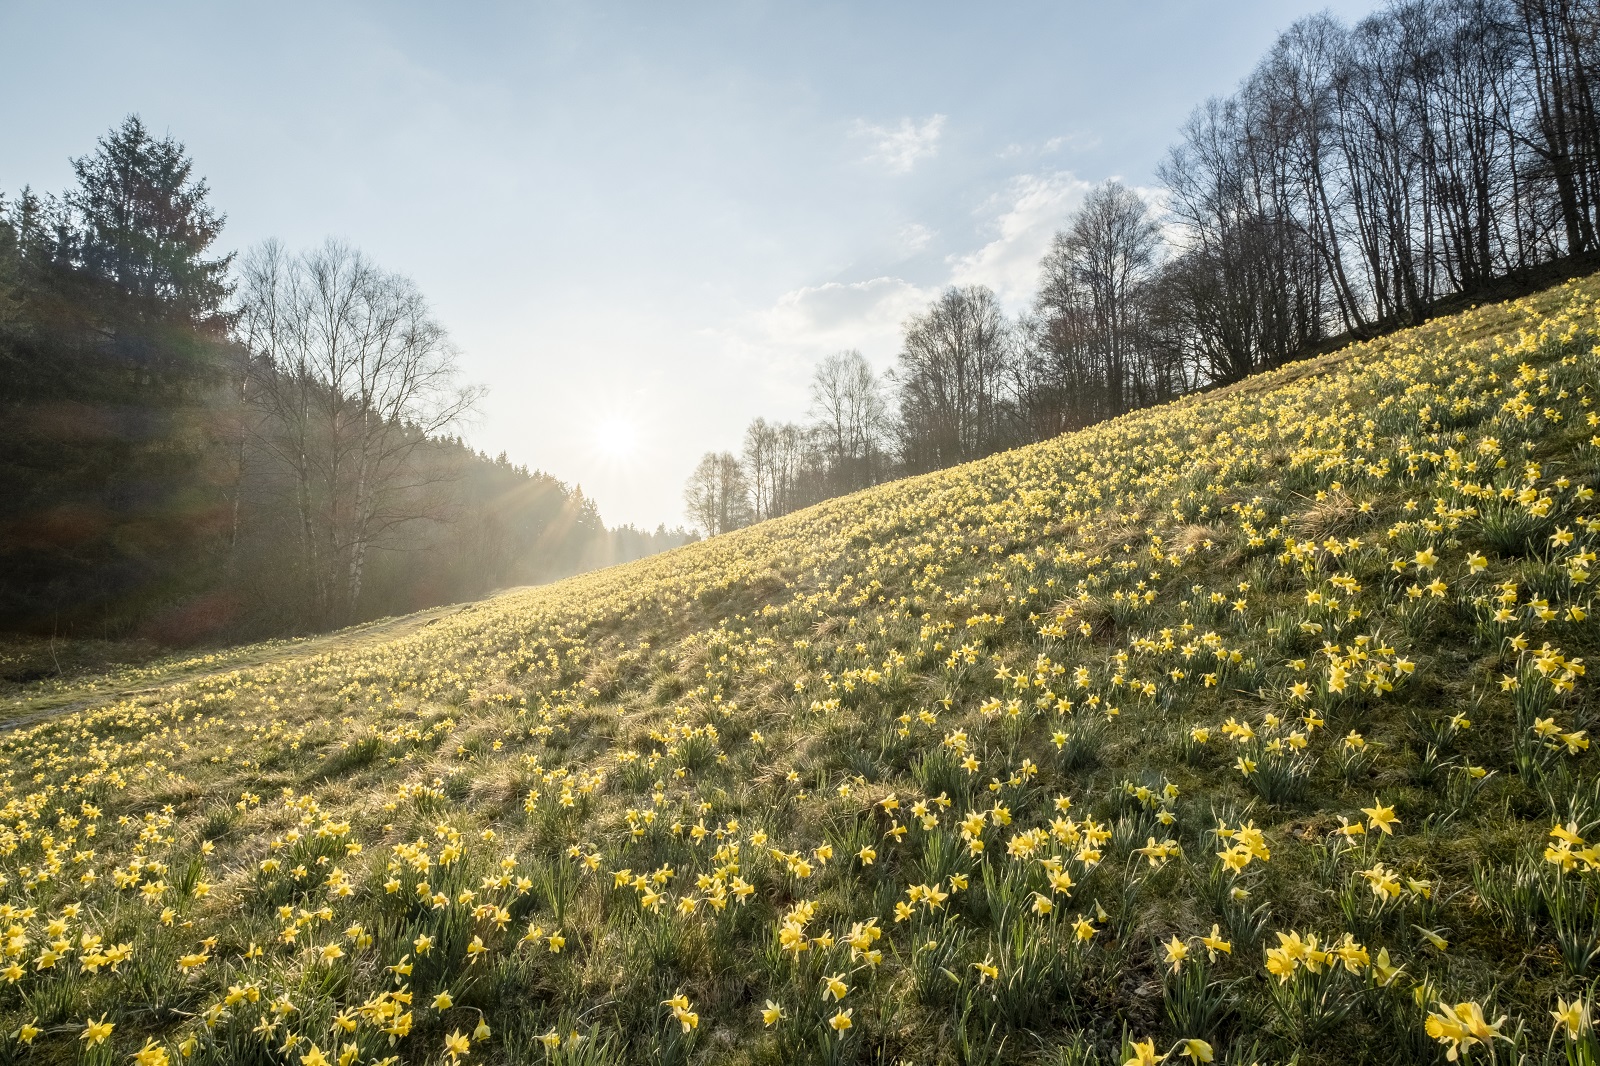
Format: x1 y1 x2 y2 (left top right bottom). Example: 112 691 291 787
7 279 1600 1062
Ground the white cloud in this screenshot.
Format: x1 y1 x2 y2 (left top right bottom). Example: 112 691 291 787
707 276 934 411
946 170 1094 307
747 276 931 357
998 132 1099 160
704 171 1170 427
853 114 946 174
898 221 935 253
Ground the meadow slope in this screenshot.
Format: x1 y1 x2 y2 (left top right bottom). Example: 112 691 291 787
5 278 1600 1065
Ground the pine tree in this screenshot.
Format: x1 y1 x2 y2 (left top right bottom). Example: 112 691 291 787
0 119 237 635
67 114 233 332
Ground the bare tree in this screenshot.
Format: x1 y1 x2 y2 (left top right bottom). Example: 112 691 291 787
1423 0 1522 289
1517 0 1600 256
894 286 1015 472
1156 0 1557 358
809 350 888 494
1160 86 1330 382
237 238 479 626
742 417 779 521
683 451 752 536
1029 182 1164 426
773 421 816 512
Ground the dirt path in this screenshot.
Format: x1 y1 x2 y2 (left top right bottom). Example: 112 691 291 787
0 602 471 732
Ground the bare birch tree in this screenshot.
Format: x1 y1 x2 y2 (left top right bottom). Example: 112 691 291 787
683 451 752 536
809 350 888 494
237 239 478 626
893 286 1015 472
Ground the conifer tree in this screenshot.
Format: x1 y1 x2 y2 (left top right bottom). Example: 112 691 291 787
66 114 233 332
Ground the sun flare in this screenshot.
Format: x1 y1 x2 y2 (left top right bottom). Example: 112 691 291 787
594 415 640 459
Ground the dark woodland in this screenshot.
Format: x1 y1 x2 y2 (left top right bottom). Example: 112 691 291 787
0 118 689 644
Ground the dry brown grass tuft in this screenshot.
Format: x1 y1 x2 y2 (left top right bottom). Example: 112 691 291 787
1293 489 1379 543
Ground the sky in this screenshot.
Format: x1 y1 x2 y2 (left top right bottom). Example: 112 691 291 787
1 0 1379 530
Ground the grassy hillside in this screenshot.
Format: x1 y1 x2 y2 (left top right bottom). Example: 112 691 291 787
5 278 1600 1066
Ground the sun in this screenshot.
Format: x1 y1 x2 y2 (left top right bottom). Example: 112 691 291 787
594 415 640 459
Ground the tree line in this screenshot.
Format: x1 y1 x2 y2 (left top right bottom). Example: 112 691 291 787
686 0 1600 536
0 117 689 643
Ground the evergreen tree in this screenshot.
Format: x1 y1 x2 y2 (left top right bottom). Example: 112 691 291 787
0 119 236 635
66 114 233 332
